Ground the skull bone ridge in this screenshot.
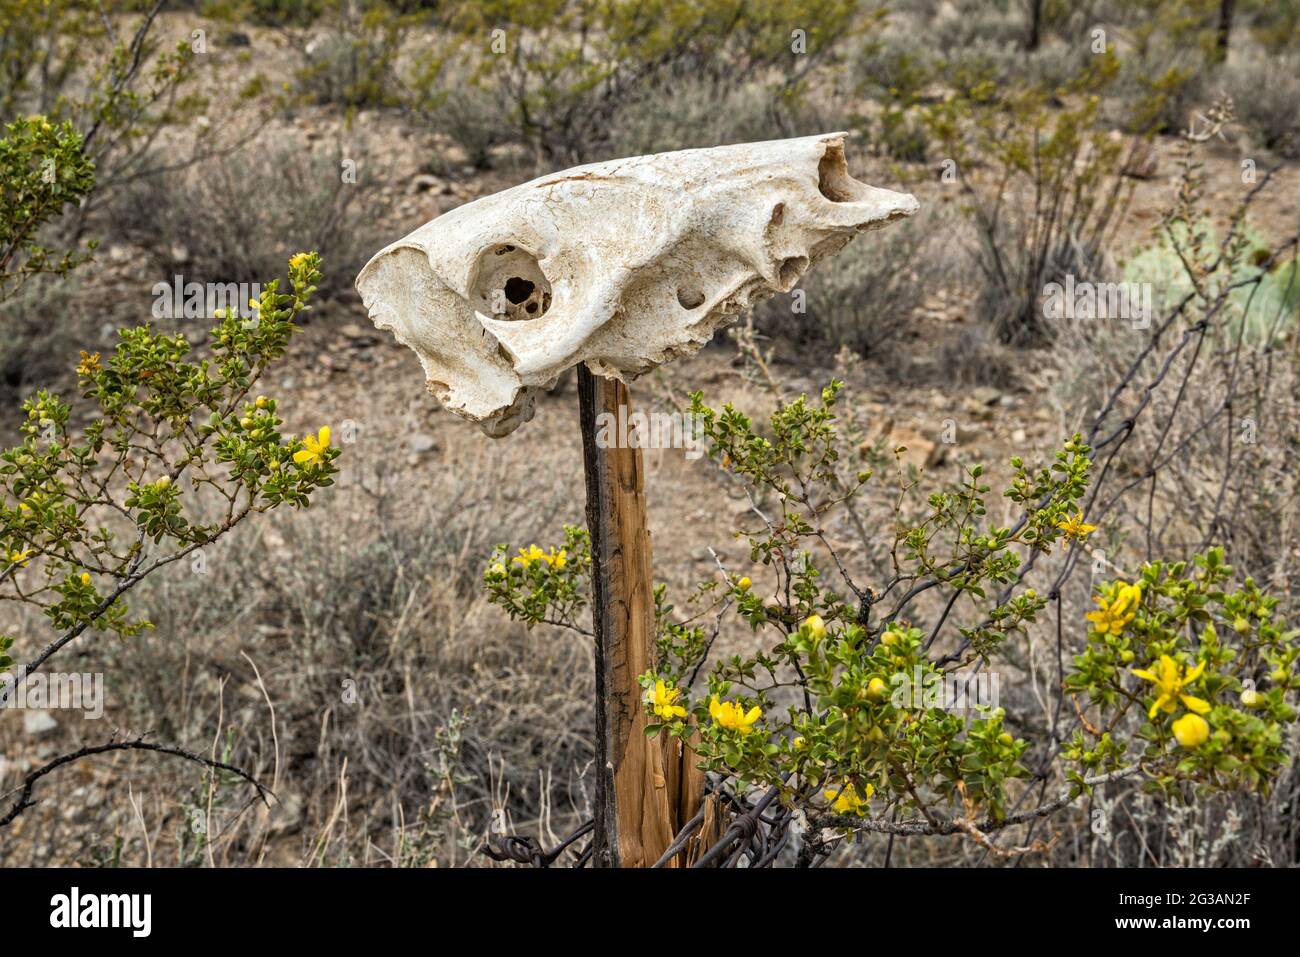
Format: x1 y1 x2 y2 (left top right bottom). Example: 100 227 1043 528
356 132 919 436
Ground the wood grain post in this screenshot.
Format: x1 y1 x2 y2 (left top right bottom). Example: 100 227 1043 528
578 366 703 867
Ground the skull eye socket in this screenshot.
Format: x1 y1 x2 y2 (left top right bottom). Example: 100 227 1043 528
471 243 552 322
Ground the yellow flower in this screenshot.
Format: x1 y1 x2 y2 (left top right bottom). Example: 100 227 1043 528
709 696 761 734
1132 654 1210 720
792 735 806 750
648 680 687 721
79 572 91 585
7 548 33 567
825 782 873 816
1055 510 1098 547
76 350 101 376
489 562 506 576
293 426 331 467
1172 712 1210 748
803 615 826 641
512 544 547 568
865 677 888 701
1086 581 1142 636
289 252 310 269
548 548 567 569
1240 688 1263 709
880 629 901 646
737 576 752 592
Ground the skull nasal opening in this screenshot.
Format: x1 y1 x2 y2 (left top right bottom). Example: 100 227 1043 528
817 141 865 203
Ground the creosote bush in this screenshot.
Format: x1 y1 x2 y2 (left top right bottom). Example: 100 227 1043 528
0 251 336 701
485 380 1297 857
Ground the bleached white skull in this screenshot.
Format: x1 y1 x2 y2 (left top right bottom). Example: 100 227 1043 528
356 132 919 436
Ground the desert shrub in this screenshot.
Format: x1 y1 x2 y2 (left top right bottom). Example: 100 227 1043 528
602 76 782 162
290 2 416 110
1092 0 1223 135
1045 185 1300 869
1052 134 1300 598
1248 0 1300 54
241 0 326 27
0 0 233 227
0 275 85 420
753 205 945 358
489 389 1299 865
853 36 935 162
925 49 1138 344
22 420 596 866
929 0 1026 52
0 115 97 419
0 253 341 837
0 116 96 300
107 139 388 303
419 76 514 171
934 322 1021 391
1223 53 1300 157
424 0 871 166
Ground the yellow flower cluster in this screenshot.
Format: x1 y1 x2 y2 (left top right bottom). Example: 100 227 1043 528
1055 510 1098 547
1132 654 1209 720
709 696 761 734
76 351 101 376
1133 654 1213 749
293 426 331 467
648 680 687 721
825 782 874 815
512 544 567 569
1086 581 1142 636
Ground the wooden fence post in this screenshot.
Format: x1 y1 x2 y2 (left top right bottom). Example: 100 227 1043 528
578 366 704 867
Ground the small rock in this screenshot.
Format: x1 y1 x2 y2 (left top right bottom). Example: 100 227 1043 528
24 710 58 737
1123 139 1160 180
409 174 443 194
340 323 365 339
888 426 946 469
409 432 437 454
1011 428 1028 444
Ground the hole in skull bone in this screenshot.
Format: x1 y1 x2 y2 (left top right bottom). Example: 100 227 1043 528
817 141 863 203
504 276 535 304
779 256 809 287
677 287 706 310
472 244 552 322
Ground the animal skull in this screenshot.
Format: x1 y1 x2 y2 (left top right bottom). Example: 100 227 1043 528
356 132 919 436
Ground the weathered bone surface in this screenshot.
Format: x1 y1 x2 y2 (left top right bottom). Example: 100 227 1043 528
356 132 919 436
